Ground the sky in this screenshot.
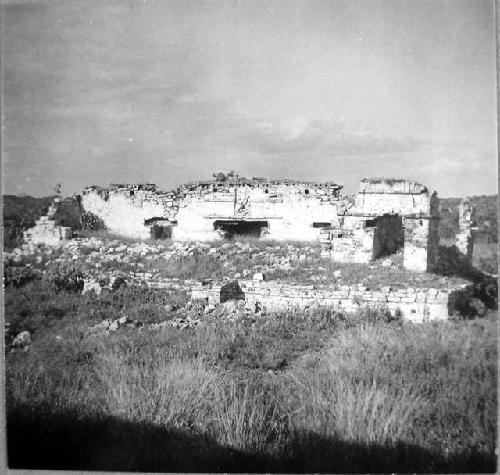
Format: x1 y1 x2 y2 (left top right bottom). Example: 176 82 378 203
2 0 497 197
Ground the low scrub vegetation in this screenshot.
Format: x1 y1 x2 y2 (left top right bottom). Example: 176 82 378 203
440 195 497 242
473 240 498 275
5 277 497 472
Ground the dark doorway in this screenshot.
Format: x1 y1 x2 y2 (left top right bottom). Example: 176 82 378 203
220 281 245 303
213 220 268 239
313 222 331 228
372 214 404 259
150 225 171 240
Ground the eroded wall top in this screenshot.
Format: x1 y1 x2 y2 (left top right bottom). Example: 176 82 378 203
358 178 427 195
352 178 437 217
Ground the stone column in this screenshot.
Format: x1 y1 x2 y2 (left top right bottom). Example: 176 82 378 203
455 198 475 260
403 192 440 272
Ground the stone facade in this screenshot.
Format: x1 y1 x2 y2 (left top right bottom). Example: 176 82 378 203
23 198 72 246
81 184 178 240
192 279 472 323
320 179 440 272
77 173 441 272
80 172 343 242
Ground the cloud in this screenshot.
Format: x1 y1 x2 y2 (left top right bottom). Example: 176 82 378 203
235 116 421 157
2 1 496 197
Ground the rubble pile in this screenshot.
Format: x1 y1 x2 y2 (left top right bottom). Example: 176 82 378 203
22 198 72 246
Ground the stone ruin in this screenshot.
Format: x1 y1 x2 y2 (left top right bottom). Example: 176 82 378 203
192 278 472 323
79 172 343 243
455 198 477 261
22 198 72 246
22 172 475 275
15 177 483 323
320 179 440 272
75 173 447 272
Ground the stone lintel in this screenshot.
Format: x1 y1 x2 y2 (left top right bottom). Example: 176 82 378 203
346 212 437 219
204 215 281 220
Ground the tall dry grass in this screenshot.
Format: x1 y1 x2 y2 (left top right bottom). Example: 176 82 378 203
97 349 218 428
285 361 423 446
283 320 497 457
6 300 497 471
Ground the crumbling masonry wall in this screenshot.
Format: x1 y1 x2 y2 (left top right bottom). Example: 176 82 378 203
321 179 440 272
174 182 342 241
192 280 472 323
80 173 343 241
76 173 441 273
455 198 476 260
80 184 179 240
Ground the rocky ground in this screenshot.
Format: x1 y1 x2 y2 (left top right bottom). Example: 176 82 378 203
4 234 478 348
4 235 469 291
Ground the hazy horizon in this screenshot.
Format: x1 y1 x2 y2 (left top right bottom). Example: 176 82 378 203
2 0 497 198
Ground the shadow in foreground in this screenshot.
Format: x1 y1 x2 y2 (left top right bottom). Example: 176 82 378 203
7 405 496 473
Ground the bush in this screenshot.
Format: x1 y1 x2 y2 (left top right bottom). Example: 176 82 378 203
44 262 86 292
473 241 498 275
473 278 498 309
80 211 106 231
350 306 402 325
4 265 41 288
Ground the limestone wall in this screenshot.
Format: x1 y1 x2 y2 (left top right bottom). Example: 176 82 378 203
76 175 441 273
80 176 343 242
320 221 375 263
80 186 178 239
174 184 342 241
322 179 440 272
354 179 431 215
455 199 475 259
191 279 471 323
403 217 438 272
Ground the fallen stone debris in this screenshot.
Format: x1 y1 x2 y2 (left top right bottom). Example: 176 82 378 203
11 330 31 349
89 316 143 333
88 312 205 334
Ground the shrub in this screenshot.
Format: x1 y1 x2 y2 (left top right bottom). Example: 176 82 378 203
473 278 498 309
351 306 402 325
80 210 106 231
4 265 41 288
473 241 498 274
468 298 487 318
44 262 86 292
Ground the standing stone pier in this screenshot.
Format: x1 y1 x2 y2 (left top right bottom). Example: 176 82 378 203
321 179 440 272
455 198 476 261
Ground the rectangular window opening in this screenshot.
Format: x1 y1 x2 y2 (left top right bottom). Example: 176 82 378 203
313 222 331 228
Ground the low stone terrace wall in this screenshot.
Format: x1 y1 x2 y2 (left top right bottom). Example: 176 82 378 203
82 274 196 294
192 279 472 323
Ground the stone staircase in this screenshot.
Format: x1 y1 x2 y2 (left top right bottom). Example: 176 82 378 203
23 198 72 246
